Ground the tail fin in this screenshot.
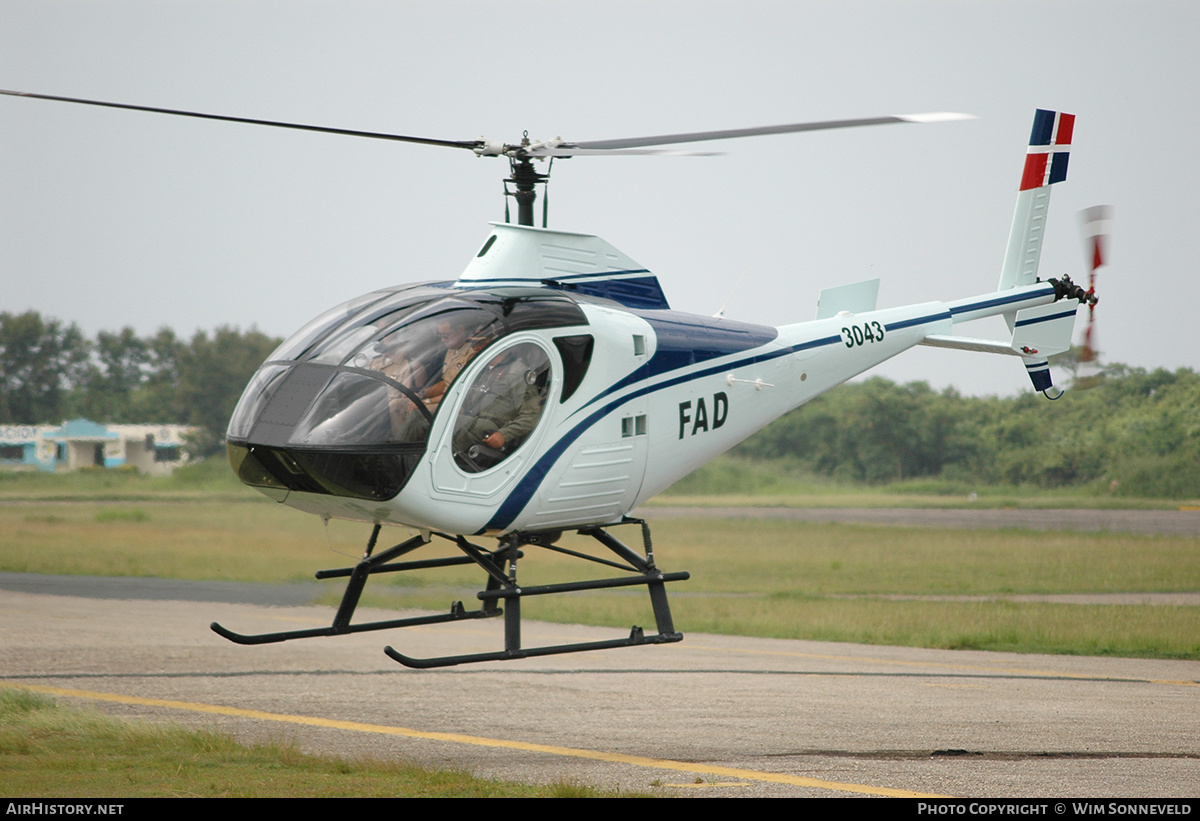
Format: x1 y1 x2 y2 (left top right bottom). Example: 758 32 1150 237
997 109 1075 324
924 111 1081 398
1002 110 1076 396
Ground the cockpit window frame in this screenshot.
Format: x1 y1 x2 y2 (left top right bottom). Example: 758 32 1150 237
227 287 589 504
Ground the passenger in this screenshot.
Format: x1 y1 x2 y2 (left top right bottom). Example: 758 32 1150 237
452 346 545 471
367 335 429 441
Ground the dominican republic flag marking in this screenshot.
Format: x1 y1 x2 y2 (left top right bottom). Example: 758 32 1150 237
1020 110 1074 191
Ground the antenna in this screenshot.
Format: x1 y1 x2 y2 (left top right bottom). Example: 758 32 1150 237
714 248 762 319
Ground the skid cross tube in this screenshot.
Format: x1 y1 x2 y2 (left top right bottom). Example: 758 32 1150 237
211 519 689 667
385 519 689 668
210 526 500 646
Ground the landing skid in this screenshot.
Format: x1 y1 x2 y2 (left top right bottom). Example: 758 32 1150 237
210 518 689 668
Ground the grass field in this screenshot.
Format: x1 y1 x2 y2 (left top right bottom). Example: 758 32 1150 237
3 480 1197 659
6 454 1195 509
653 455 1197 510
0 457 248 502
0 687 629 798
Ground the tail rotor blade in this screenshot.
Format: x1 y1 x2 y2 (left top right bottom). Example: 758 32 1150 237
1080 204 1112 275
1074 205 1112 387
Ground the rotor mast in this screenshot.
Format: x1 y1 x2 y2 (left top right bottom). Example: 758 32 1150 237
506 159 545 227
504 133 550 227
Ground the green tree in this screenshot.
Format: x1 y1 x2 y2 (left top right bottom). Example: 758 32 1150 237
735 378 981 483
0 311 89 423
732 365 1200 498
176 327 280 454
68 327 149 422
125 328 185 422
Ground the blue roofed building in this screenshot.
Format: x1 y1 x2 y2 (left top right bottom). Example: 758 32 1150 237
0 419 195 475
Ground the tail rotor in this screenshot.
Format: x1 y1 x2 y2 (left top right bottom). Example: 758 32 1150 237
1075 205 1111 388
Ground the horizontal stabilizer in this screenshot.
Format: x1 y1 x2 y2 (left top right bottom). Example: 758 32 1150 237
920 334 1024 357
816 278 880 319
1011 302 1078 358
922 300 1077 361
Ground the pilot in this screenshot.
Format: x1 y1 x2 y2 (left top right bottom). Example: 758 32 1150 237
369 335 427 392
421 315 491 411
452 346 545 470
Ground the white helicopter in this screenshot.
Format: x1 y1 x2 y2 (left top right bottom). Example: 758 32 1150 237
2 91 1097 667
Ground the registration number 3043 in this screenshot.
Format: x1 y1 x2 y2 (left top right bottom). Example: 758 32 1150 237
841 321 885 348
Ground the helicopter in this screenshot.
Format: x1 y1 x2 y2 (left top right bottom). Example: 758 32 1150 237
1 90 1097 667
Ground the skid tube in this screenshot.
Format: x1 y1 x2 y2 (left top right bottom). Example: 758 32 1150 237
386 518 689 668
210 518 689 668
210 525 501 646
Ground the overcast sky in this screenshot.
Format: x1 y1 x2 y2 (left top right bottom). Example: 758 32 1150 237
2 1 1197 396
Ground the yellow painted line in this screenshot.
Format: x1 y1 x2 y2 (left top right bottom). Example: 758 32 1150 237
9 683 945 799
688 643 1200 688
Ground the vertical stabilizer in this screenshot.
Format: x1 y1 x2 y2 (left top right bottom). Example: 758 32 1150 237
997 110 1074 332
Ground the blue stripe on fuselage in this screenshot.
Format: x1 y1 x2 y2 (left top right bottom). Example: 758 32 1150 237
481 331 837 533
549 276 671 310
461 268 651 284
886 310 952 332
949 284 1055 318
573 311 779 416
482 303 959 533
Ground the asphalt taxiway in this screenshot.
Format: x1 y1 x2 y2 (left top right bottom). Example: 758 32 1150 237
3 574 1197 797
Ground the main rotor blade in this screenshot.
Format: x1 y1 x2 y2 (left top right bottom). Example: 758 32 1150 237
569 112 976 151
0 89 483 151
524 147 723 157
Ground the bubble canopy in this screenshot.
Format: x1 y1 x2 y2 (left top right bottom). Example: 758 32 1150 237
226 286 587 502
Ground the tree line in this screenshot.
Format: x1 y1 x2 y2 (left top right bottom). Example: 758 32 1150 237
0 311 280 455
733 364 1200 498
